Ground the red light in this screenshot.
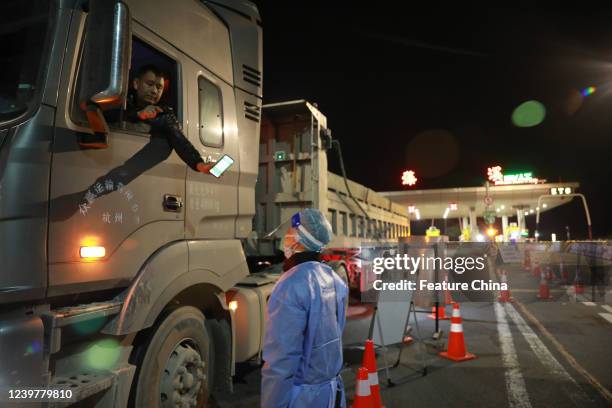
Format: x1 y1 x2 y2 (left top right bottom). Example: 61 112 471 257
402 170 417 186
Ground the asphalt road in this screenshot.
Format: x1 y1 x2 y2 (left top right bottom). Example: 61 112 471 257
214 263 612 407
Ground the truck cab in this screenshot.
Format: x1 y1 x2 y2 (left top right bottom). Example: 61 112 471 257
0 1 265 406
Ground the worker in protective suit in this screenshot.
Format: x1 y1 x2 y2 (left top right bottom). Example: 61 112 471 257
261 209 348 408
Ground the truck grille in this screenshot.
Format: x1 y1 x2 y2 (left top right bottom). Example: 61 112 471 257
242 64 261 88
244 101 261 123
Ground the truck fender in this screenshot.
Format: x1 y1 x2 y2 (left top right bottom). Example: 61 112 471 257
103 240 235 336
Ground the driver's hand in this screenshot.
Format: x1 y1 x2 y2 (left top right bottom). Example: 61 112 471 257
196 162 213 174
138 105 163 120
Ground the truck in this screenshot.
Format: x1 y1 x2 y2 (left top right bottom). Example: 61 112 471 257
0 1 408 407
252 100 410 290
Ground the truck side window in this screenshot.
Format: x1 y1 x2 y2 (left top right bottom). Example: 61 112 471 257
198 77 223 147
70 36 180 132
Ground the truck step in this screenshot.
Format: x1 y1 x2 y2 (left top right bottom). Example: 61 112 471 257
50 301 122 328
49 371 114 407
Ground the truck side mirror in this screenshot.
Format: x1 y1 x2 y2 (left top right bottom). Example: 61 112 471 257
78 0 131 148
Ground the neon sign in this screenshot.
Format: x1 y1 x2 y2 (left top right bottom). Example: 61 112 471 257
401 170 417 186
487 166 542 185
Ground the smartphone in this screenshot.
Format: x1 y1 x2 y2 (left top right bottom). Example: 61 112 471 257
209 154 234 178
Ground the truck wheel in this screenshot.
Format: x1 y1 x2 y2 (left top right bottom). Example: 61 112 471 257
132 306 213 408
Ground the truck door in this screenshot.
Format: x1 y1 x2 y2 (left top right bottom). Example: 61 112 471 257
184 60 239 239
48 20 187 294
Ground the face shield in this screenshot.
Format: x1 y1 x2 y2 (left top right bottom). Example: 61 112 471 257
283 210 333 259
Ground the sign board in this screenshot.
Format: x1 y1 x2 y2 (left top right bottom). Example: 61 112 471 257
483 210 496 224
487 165 543 185
550 187 572 195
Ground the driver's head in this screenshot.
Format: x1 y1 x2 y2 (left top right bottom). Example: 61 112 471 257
132 65 164 106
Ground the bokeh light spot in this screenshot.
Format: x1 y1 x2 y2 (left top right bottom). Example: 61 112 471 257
512 100 546 127
73 316 107 335
85 339 121 370
581 86 596 96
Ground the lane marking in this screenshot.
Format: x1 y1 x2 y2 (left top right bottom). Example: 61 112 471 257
582 302 596 307
504 303 591 406
514 301 612 403
494 302 532 408
601 305 612 314
598 313 612 324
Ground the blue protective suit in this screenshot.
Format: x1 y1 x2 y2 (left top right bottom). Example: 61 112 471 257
262 261 348 408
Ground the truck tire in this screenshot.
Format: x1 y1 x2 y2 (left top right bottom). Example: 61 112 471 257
131 306 214 408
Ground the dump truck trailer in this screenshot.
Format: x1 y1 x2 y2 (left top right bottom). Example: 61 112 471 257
249 100 410 288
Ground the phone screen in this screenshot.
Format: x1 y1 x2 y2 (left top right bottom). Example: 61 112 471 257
209 154 234 178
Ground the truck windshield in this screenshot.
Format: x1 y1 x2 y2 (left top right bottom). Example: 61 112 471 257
0 0 53 122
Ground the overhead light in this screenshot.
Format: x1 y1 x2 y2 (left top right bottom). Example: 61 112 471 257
529 209 534 214
443 208 450 219
476 234 485 242
229 301 238 312
542 203 548 208
415 209 421 220
524 211 529 216
500 205 505 210
536 207 539 211
496 208 500 213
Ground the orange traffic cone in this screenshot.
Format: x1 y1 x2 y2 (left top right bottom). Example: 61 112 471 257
351 367 373 408
498 270 513 303
545 265 553 281
533 261 541 277
362 340 384 408
439 303 476 362
444 272 454 305
537 270 551 300
574 268 585 294
560 261 569 284
428 304 450 320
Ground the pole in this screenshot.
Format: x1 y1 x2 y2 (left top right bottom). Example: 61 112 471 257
536 193 592 241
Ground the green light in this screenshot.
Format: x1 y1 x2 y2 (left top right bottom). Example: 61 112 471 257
85 339 121 370
73 316 106 335
274 151 286 161
512 100 546 127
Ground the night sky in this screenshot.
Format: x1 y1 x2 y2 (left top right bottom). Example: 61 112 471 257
254 4 612 239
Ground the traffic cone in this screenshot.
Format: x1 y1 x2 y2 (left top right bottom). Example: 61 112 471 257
428 304 450 320
560 261 568 284
444 272 454 305
533 261 541 278
350 367 373 408
574 268 585 295
498 270 513 302
362 340 384 408
439 303 476 362
545 265 553 281
537 270 551 300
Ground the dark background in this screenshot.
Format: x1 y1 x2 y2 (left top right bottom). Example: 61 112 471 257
254 3 612 239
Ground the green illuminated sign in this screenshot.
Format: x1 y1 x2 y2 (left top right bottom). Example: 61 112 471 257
274 151 286 161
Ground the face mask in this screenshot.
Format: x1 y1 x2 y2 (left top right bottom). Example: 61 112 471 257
283 228 304 259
